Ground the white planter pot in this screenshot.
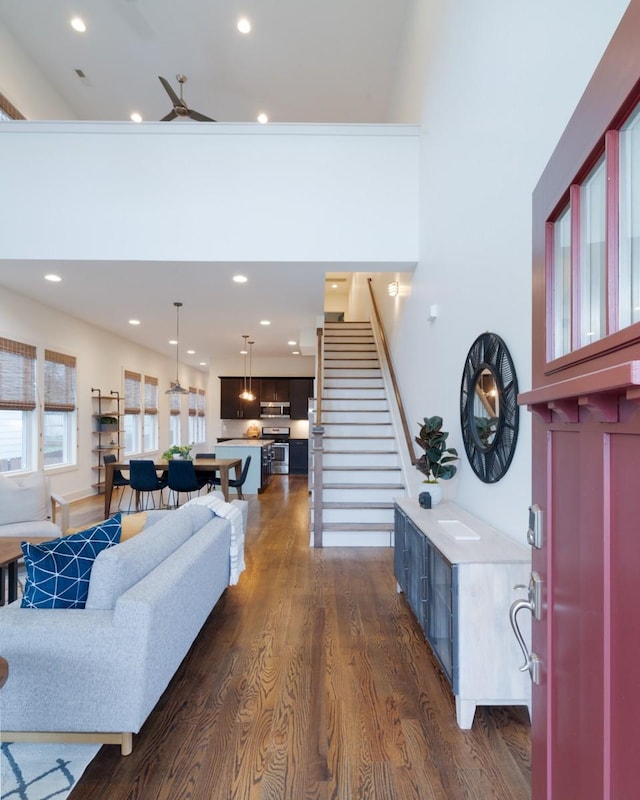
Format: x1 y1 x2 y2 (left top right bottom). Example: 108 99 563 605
420 482 442 507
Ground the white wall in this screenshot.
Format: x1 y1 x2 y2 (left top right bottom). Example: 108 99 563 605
0 21 77 120
0 286 207 500
381 0 630 542
0 122 418 265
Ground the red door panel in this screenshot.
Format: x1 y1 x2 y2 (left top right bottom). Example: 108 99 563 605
608 432 640 798
549 429 604 800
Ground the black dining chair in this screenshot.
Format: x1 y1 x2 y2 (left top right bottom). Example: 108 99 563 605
209 455 251 500
102 453 130 510
167 459 208 508
129 460 168 511
195 452 217 492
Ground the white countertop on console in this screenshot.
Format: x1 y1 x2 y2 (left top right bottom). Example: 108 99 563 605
394 499 529 564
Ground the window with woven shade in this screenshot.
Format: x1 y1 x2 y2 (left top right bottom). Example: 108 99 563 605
188 387 198 443
143 375 158 452
197 389 206 443
0 337 36 473
169 385 181 446
43 350 77 467
124 370 141 455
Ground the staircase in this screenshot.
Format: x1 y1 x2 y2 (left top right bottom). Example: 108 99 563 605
313 320 405 546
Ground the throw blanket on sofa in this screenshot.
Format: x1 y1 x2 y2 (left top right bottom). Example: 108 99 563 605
181 493 246 584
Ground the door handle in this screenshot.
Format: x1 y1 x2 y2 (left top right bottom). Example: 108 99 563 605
509 575 543 685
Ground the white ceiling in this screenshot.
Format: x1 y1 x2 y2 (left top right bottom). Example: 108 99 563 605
0 1 411 368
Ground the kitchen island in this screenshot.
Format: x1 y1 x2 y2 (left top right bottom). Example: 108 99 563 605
214 439 274 494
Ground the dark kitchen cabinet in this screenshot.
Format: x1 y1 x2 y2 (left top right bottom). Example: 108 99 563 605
260 378 289 403
288 439 309 474
289 378 314 420
220 377 260 419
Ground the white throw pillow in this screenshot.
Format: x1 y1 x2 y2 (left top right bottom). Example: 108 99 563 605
0 471 48 525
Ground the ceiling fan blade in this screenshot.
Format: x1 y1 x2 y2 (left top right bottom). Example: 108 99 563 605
189 109 216 122
158 76 181 107
161 110 178 121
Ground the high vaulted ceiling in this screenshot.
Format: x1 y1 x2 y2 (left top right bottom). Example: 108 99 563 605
0 0 410 124
0 1 412 368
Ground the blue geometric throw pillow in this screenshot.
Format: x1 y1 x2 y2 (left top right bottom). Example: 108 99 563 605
20 514 122 609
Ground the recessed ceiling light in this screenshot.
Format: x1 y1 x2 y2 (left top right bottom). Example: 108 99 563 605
288 340 297 346
199 361 207 366
240 349 248 355
45 274 62 282
260 320 271 326
331 283 338 289
70 17 86 33
169 339 177 345
257 113 268 124
292 351 300 355
237 17 251 33
233 275 248 283
187 350 195 355
130 112 142 123
129 319 141 326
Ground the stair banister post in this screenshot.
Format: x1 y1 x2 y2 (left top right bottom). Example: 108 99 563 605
312 424 324 547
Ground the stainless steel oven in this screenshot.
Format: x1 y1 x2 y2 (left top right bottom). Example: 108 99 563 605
262 427 290 474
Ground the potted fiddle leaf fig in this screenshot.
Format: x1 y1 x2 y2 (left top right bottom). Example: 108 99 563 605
415 416 459 506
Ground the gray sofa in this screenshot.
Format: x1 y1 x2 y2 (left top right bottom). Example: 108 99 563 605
0 499 247 754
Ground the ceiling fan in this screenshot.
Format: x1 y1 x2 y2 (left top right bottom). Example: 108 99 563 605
158 74 216 122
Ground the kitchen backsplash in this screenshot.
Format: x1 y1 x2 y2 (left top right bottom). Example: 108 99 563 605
219 418 309 440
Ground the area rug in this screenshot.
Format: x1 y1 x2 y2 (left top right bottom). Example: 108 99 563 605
0 741 99 800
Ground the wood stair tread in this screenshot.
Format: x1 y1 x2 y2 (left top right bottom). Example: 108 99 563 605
322 523 394 531
322 483 405 489
323 465 401 471
316 501 395 509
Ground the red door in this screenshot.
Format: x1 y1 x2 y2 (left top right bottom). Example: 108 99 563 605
521 4 640 798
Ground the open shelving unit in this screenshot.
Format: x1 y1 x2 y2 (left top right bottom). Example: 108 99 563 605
91 387 123 493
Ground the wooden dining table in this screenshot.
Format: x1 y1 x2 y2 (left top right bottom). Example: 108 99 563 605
103 458 243 518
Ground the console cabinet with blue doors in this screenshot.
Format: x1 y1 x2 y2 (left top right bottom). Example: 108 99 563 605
394 498 531 728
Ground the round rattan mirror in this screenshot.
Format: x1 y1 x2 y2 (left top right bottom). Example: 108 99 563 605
460 332 519 483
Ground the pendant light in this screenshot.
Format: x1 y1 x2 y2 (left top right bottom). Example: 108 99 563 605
165 301 188 395
247 339 255 401
239 335 251 400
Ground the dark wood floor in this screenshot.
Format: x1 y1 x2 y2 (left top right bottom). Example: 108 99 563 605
69 476 530 800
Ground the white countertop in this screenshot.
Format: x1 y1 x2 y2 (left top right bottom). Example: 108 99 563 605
216 439 274 447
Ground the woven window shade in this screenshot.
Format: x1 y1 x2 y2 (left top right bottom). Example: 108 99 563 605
169 387 181 415
188 387 198 416
44 350 77 412
0 337 36 410
124 370 141 414
144 375 158 414
197 388 206 417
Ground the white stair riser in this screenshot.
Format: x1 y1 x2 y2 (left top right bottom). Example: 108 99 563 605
324 359 379 370
322 452 399 467
321 412 391 426
321 399 389 411
321 487 401 502
323 468 402 483
323 388 386 399
322 507 395 523
321 531 394 547
324 369 382 380
324 343 376 351
322 437 395 450
322 424 394 437
323 378 384 389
